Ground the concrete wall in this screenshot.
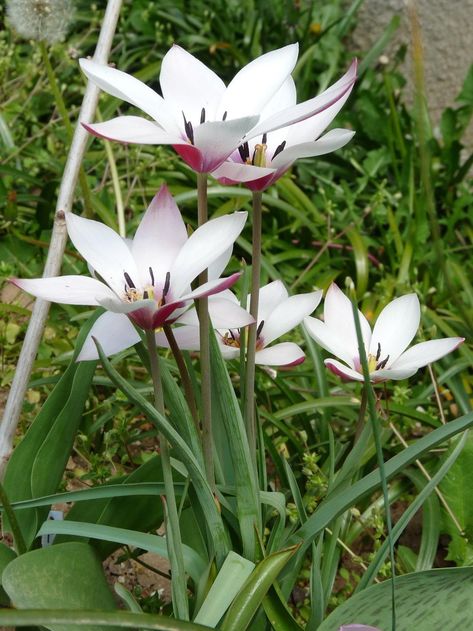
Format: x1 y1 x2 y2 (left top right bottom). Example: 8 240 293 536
351 0 473 143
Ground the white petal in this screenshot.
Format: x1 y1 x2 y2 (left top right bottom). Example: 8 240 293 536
159 45 226 124
271 129 355 169
262 290 322 345
77 312 140 361
156 325 201 351
208 247 233 281
304 316 356 367
370 366 418 382
97 296 156 314
256 280 288 322
255 342 305 367
218 43 299 119
324 284 371 363
324 358 364 381
65 213 139 296
192 116 259 172
208 298 254 328
211 161 276 184
170 213 247 297
369 294 420 366
83 117 182 145
11 275 116 306
248 59 357 138
259 76 297 119
390 337 464 371
132 184 188 287
79 59 178 132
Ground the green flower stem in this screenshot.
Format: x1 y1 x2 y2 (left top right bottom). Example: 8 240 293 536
163 324 199 428
244 190 263 469
145 330 189 621
39 41 93 218
350 294 396 631
196 172 215 489
0 480 26 555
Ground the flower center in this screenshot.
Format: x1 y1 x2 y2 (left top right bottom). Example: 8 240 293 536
237 136 287 167
123 268 171 306
221 320 265 350
366 342 390 373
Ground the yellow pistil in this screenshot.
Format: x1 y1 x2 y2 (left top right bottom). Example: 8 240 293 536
367 354 378 372
252 143 268 168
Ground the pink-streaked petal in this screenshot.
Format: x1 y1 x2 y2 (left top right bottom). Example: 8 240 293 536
248 59 357 139
255 342 305 367
262 290 322 345
11 276 116 306
390 337 465 372
256 280 288 322
325 358 364 382
179 273 242 303
132 184 187 288
324 284 371 361
65 213 138 296
192 116 259 172
82 117 182 145
211 161 276 184
77 312 140 361
271 129 355 169
304 315 356 368
218 44 299 119
369 294 420 366
79 59 178 132
159 45 226 125
170 213 247 297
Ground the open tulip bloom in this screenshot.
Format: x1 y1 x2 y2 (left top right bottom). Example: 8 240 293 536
12 185 248 360
157 280 322 367
304 284 464 383
79 44 356 176
213 59 357 191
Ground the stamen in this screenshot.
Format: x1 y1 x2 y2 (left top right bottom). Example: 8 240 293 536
238 142 250 162
143 290 149 299
272 140 286 160
377 355 390 370
149 266 155 286
222 111 228 121
229 329 236 341
376 342 381 361
124 272 135 288
262 133 267 144
182 111 194 144
256 320 265 337
200 107 206 124
162 272 171 299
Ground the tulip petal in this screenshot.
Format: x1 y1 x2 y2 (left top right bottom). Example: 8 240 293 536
211 161 276 184
257 280 288 323
325 358 364 381
160 45 226 125
324 284 371 362
79 59 178 132
170 213 247 297
259 76 297 119
178 273 242 303
390 337 464 371
304 315 357 367
82 117 182 145
192 116 259 172
208 298 254 328
11 275 116 306
255 342 305 367
77 311 140 361
248 59 357 139
156 325 201 351
262 290 322 345
132 184 188 287
65 213 139 296
271 129 355 169
218 43 299 119
370 366 419 382
369 294 420 366
208 247 233 281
